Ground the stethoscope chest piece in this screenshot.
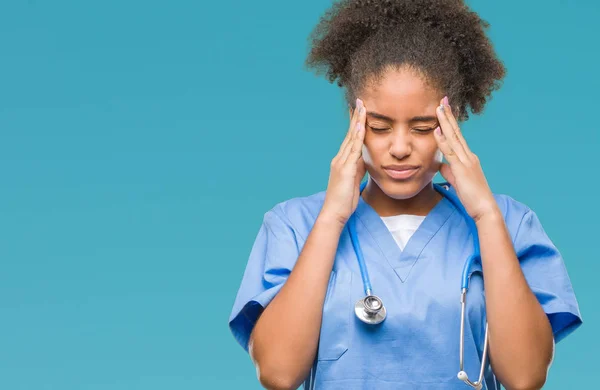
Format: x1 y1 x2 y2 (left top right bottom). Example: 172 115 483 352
354 295 386 325
349 181 487 389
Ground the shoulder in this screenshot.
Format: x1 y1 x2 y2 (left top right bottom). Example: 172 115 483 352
262 189 328 242
492 192 539 241
441 182 535 238
493 192 531 220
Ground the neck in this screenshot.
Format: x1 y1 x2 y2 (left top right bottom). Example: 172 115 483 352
361 179 442 217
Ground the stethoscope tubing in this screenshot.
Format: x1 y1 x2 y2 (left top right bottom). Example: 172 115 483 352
351 181 482 295
349 180 487 389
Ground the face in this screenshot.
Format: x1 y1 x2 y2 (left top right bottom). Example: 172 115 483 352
355 66 444 200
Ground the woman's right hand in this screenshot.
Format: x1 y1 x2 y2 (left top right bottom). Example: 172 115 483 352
321 98 367 226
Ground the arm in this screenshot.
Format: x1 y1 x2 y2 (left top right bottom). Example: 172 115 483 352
477 209 553 390
433 97 553 390
249 213 345 390
250 100 368 390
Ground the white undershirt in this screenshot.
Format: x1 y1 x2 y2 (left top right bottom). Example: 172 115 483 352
379 214 426 251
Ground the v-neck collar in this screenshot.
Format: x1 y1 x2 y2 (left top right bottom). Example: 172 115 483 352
353 184 456 283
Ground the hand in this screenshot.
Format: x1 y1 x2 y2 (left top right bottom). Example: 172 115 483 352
433 96 499 222
321 98 368 226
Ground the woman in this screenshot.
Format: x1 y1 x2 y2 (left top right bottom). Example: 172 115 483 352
228 1 582 389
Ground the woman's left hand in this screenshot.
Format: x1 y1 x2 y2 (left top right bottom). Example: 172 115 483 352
433 96 499 222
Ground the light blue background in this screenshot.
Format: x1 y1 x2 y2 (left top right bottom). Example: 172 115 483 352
0 0 597 389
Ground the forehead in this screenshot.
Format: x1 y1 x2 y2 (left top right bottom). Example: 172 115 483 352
361 67 440 120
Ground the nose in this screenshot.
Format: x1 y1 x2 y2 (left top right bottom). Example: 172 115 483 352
388 128 413 159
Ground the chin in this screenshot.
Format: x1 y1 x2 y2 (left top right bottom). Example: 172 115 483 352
372 175 432 200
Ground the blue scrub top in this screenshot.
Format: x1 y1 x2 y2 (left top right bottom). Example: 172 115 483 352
228 184 582 389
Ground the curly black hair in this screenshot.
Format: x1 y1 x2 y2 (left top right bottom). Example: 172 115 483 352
305 0 506 121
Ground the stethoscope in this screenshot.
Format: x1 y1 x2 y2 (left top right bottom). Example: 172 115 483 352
348 181 489 390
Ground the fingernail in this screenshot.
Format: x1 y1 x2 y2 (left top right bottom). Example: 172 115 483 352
435 126 441 135
443 96 449 106
356 98 362 109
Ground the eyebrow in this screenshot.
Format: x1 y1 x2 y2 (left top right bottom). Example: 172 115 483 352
366 111 438 122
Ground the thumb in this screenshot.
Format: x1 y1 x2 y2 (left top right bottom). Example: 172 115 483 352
439 163 455 186
355 156 367 187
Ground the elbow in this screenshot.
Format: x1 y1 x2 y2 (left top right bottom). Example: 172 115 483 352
258 374 298 390
252 352 304 390
257 365 302 390
502 373 548 390
249 333 308 389
499 353 551 390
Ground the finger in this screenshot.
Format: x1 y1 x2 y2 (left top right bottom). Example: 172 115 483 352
342 103 366 163
349 99 362 134
339 101 359 153
442 97 472 155
347 117 366 164
339 113 361 163
436 101 468 163
433 125 461 166
336 99 362 159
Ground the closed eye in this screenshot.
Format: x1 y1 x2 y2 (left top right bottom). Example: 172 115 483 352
367 125 438 134
413 128 436 134
366 122 390 132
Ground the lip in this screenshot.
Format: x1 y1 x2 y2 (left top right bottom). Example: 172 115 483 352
383 165 420 180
